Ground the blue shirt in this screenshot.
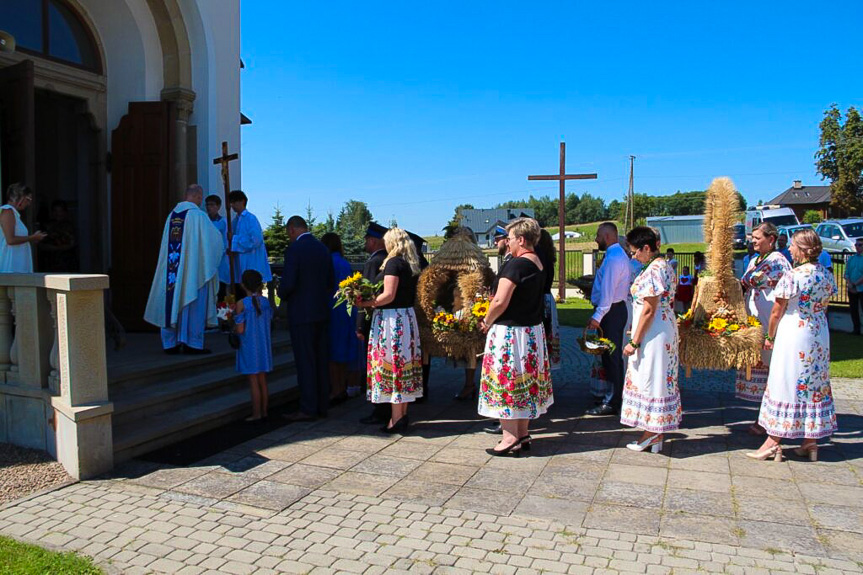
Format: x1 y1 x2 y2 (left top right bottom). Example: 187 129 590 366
210 216 231 284
230 210 272 282
845 253 863 292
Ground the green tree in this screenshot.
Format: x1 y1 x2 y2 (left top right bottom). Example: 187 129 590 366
263 205 290 259
443 203 474 238
336 200 374 257
312 210 335 238
816 104 863 216
572 194 608 223
803 210 823 225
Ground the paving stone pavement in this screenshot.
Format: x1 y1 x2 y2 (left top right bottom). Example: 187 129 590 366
1 326 862 574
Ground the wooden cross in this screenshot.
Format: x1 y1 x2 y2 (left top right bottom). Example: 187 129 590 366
528 142 597 300
213 141 239 297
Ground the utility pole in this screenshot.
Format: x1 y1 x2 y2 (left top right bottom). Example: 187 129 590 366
626 155 635 231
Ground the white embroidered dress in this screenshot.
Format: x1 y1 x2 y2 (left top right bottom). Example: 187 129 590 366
621 258 681 433
735 251 791 401
758 263 837 439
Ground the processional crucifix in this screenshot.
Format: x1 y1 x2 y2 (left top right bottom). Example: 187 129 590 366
528 142 597 300
213 141 239 298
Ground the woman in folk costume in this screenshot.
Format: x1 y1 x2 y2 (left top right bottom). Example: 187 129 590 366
536 230 561 370
478 217 552 456
749 229 837 461
620 227 681 453
358 228 423 434
734 223 791 435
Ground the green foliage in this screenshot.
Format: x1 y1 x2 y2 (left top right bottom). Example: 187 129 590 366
312 210 335 238
443 204 474 238
336 200 374 258
0 536 102 574
803 210 823 225
572 193 608 223
263 205 290 259
816 104 863 216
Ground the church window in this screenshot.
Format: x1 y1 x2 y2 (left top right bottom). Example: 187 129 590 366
0 0 101 72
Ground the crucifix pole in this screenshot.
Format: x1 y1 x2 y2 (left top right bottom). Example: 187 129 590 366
529 142 597 301
213 141 239 299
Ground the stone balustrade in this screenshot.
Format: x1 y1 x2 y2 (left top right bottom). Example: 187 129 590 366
0 274 112 480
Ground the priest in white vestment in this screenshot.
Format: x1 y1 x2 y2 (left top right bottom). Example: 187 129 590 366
145 185 224 354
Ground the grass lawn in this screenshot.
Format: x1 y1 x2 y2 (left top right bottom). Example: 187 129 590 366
558 299 862 378
0 536 102 574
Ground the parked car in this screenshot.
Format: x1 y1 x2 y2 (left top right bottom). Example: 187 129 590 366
745 206 800 239
816 219 863 253
778 224 814 244
732 223 746 250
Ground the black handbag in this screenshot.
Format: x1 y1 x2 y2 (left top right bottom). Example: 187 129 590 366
228 332 241 350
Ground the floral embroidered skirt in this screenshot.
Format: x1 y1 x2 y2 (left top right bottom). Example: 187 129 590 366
544 294 561 370
734 346 772 402
367 307 423 404
478 324 553 420
757 314 837 439
620 314 681 433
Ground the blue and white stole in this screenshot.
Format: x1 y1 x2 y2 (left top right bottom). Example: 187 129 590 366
165 210 189 326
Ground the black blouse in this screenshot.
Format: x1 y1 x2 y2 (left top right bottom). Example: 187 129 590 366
495 257 545 327
375 256 417 309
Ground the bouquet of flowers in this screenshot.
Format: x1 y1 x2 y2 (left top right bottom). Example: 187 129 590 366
334 272 381 319
432 311 460 333
578 327 616 355
217 297 237 333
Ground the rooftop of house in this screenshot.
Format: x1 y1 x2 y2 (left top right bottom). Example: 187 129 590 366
768 182 831 206
458 208 536 234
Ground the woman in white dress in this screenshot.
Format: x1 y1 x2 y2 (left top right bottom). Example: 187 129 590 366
621 227 681 453
735 223 791 435
734 223 791 434
748 228 837 462
1 183 46 273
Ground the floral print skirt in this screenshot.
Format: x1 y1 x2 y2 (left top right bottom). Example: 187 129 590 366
734 348 771 402
478 324 553 420
367 307 423 404
544 294 561 370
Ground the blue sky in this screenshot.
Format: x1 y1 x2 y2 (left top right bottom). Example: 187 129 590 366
240 1 863 236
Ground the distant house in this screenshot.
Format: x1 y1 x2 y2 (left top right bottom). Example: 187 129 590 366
458 208 536 247
646 215 705 244
767 180 832 221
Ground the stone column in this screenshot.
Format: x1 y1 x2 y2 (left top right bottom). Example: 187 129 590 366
161 87 196 200
0 287 11 375
48 275 113 480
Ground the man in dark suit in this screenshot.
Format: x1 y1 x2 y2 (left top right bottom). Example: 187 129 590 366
358 223 389 425
280 215 335 421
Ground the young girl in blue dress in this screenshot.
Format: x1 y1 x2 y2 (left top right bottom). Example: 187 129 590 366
234 270 273 421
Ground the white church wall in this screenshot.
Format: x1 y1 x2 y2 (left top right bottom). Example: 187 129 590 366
183 0 242 195
76 0 164 140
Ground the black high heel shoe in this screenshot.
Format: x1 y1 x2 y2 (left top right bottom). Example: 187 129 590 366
381 415 410 434
453 387 477 401
518 435 532 451
486 439 522 457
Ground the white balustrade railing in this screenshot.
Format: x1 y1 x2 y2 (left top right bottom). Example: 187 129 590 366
0 274 113 479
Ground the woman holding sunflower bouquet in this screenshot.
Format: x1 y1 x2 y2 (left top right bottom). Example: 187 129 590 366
620 227 681 453
735 223 791 435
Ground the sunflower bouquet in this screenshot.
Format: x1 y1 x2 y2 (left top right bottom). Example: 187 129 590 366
333 272 381 319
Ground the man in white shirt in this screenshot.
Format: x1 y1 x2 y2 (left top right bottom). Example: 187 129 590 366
586 222 632 416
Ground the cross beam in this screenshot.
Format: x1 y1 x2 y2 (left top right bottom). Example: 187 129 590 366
528 142 597 300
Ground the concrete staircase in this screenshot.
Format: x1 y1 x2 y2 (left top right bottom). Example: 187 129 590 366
107 331 298 463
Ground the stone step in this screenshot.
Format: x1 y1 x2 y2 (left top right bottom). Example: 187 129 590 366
108 336 292 395
112 370 300 463
110 350 297 427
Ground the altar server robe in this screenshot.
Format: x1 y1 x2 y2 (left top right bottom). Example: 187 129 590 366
230 209 272 283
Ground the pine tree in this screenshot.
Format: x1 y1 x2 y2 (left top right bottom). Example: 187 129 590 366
263 205 290 259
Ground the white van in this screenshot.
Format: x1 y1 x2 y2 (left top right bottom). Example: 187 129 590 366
745 206 800 239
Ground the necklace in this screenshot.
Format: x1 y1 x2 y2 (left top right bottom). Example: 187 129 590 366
635 255 660 279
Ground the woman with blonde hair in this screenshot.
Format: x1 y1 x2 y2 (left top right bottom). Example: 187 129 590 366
1 183 47 272
749 228 837 461
359 227 423 433
735 222 791 435
478 217 552 456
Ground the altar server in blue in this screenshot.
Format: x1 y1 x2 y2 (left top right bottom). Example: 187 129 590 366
144 184 224 354
205 194 231 291
227 190 272 286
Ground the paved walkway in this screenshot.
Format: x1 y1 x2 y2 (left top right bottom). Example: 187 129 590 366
1 327 862 574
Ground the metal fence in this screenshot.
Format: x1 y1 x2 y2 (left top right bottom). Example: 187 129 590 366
592 251 852 306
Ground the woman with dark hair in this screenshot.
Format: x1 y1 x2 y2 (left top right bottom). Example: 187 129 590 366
322 232 360 404
1 183 46 272
749 229 837 461
735 222 791 434
536 229 561 370
620 226 680 453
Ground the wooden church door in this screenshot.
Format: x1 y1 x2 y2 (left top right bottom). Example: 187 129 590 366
0 60 36 214
110 101 177 330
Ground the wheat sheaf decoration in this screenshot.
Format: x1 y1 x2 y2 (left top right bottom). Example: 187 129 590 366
679 177 763 374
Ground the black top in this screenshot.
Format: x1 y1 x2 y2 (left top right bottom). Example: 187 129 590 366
495 257 545 327
357 248 387 332
375 256 417 309
538 249 555 293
